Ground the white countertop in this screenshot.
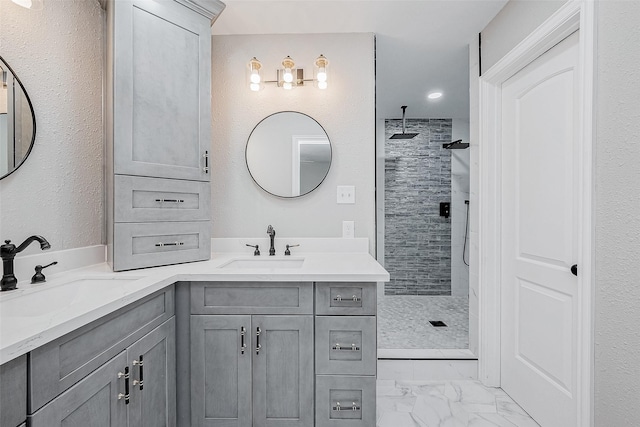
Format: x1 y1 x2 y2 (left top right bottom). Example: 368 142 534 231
0 249 388 365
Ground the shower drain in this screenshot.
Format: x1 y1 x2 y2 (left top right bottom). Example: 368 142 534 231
429 321 448 327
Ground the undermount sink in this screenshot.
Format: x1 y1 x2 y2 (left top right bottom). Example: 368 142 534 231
219 257 305 269
0 277 138 318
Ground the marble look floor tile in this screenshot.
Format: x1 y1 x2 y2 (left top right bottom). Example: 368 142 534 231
444 381 498 413
468 413 518 427
495 397 540 427
378 411 422 427
377 380 539 427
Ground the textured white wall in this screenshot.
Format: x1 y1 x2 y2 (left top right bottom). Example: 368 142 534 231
481 0 566 71
594 1 640 424
211 33 376 254
0 0 104 255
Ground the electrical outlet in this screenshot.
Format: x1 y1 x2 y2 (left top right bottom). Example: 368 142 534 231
337 186 355 204
342 221 355 238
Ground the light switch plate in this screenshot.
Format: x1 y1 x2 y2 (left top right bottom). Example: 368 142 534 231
337 186 355 204
342 221 355 238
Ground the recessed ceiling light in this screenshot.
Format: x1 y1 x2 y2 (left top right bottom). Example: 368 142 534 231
428 92 443 100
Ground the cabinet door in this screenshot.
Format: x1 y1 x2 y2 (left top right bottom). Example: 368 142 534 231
29 352 127 427
128 317 176 427
114 0 211 181
191 315 252 427
1 355 26 427
252 316 314 427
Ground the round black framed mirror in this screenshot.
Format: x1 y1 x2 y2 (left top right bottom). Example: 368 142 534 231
0 55 36 180
245 111 332 198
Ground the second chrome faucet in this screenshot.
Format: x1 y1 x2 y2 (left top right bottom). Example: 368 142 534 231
266 225 276 256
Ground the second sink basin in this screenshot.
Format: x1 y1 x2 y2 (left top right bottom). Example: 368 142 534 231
219 257 305 269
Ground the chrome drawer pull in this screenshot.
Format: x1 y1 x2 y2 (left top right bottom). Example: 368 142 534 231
332 295 361 302
133 356 143 390
332 343 360 351
155 241 185 247
117 367 130 404
203 151 209 173
155 199 185 203
240 326 246 355
256 327 262 355
332 402 360 412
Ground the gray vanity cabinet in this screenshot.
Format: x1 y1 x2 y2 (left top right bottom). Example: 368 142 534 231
29 352 128 427
110 0 214 182
0 355 27 427
29 318 176 427
191 315 314 427
190 281 315 427
190 315 252 427
104 0 225 271
314 282 377 427
252 315 314 427
127 317 177 427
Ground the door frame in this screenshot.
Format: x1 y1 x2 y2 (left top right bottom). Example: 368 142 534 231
478 1 595 425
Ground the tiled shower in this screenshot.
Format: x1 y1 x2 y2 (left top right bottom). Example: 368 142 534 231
378 118 469 350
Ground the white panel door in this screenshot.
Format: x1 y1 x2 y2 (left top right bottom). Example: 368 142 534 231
500 31 580 427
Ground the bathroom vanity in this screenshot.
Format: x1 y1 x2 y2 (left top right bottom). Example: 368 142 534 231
0 244 388 427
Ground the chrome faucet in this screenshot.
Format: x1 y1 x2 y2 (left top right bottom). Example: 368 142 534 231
266 225 276 256
1 236 51 291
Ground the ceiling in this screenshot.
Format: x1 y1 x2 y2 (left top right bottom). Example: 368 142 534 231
212 0 507 120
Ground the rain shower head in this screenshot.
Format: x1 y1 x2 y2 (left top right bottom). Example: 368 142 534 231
390 106 419 139
442 139 469 149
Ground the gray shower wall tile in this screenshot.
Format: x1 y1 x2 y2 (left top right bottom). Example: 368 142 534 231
384 118 452 296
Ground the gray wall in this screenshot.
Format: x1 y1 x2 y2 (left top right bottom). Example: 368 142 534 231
211 33 376 254
0 0 104 254
481 0 640 424
384 119 452 296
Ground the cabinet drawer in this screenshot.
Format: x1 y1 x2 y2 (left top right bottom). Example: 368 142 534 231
315 376 376 427
315 317 376 376
1 355 26 427
315 282 376 315
29 287 174 412
114 175 210 223
114 221 210 271
190 281 313 315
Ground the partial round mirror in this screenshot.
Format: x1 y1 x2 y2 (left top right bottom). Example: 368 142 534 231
0 56 36 180
246 111 332 198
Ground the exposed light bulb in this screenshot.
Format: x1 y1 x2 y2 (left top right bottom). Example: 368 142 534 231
283 68 293 83
318 81 328 90
11 0 33 8
317 67 327 82
250 83 260 92
427 92 443 100
250 69 261 84
283 82 293 90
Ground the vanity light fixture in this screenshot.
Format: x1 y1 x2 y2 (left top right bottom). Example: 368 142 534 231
248 54 329 91
248 57 262 92
11 0 43 10
427 91 443 100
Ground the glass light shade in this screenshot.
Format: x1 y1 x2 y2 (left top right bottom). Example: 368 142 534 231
250 83 260 92
318 81 328 90
250 70 261 84
11 0 42 9
428 92 443 99
283 82 293 90
283 68 293 83
316 67 327 82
